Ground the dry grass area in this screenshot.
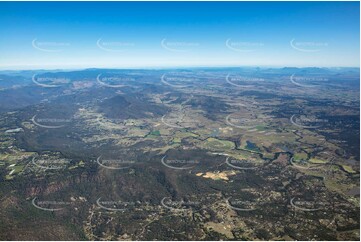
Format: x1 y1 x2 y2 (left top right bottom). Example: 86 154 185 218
196 170 236 181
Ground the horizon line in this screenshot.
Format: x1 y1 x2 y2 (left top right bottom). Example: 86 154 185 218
0 65 359 72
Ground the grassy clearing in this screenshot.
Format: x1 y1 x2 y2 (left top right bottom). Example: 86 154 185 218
203 138 234 150
309 158 328 164
294 152 308 161
341 165 356 174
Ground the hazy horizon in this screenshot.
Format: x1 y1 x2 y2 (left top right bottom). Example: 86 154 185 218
0 65 360 72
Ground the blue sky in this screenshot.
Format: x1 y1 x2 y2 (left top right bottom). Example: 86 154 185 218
0 1 359 69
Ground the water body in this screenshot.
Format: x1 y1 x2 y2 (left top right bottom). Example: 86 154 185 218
246 140 260 152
